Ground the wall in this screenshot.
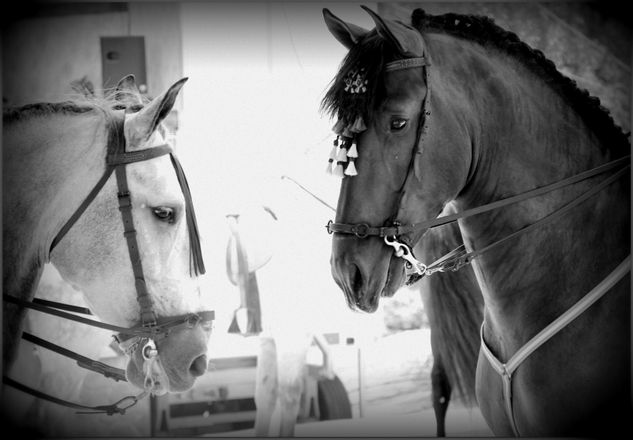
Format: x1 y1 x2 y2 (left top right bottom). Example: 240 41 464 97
2 2 182 106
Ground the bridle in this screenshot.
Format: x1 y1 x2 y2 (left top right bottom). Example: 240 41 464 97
324 50 631 436
3 108 214 415
325 54 631 281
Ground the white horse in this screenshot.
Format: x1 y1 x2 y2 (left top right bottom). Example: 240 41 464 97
2 75 214 435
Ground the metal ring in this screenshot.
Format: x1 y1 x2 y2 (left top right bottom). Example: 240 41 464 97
325 220 334 234
352 223 370 238
142 340 158 360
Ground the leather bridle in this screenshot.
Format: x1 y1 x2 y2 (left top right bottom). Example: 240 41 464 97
325 56 631 283
324 50 631 436
3 108 214 415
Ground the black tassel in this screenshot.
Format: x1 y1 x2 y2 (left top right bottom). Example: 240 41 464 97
169 153 206 276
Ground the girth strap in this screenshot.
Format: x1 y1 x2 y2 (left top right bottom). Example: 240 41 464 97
480 255 631 436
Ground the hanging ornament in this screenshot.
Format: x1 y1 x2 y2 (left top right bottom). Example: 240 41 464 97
332 119 346 135
328 144 338 160
344 68 368 94
336 147 348 163
347 142 358 159
333 163 345 177
351 115 367 133
344 160 358 176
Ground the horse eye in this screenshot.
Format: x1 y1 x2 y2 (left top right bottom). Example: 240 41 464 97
152 206 175 223
390 118 408 131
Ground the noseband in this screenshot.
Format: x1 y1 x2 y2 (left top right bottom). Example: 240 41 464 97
3 108 214 414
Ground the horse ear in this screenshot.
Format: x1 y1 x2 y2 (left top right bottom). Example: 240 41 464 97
361 6 425 57
114 74 144 108
125 77 187 146
323 8 369 49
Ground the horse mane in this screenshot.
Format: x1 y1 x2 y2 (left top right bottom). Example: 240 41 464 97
2 87 146 124
2 101 99 123
321 10 630 152
321 31 398 125
411 9 630 152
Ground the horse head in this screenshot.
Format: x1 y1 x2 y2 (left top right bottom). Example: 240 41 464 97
323 7 471 312
49 76 212 393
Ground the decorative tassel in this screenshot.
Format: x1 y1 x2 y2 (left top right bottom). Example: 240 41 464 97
347 142 358 158
345 160 358 176
351 115 367 133
336 147 348 162
328 145 338 161
333 163 345 177
332 119 346 135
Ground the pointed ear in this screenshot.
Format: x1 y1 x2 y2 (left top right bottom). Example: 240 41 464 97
114 74 144 108
323 8 369 49
124 77 187 147
361 5 425 57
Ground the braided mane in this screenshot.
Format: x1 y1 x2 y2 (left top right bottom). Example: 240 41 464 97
2 87 144 124
413 9 630 151
323 9 630 152
3 102 97 123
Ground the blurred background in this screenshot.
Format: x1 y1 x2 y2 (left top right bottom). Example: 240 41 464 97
2 1 630 437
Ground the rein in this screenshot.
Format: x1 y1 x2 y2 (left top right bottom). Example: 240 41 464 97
3 108 213 415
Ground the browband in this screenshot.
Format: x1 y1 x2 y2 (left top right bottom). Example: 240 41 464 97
385 56 429 72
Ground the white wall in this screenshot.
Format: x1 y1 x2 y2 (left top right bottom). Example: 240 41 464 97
178 2 385 337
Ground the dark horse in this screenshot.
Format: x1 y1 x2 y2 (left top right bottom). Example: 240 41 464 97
322 7 630 437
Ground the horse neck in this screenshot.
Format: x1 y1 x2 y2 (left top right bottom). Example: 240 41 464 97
3 111 109 301
425 33 630 339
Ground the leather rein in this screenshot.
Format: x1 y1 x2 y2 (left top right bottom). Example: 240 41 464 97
325 53 631 436
3 109 214 415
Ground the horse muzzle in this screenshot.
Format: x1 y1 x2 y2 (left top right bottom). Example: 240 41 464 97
125 323 211 393
330 234 404 313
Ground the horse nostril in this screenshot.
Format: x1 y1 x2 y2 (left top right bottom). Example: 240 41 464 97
189 354 208 377
351 264 364 293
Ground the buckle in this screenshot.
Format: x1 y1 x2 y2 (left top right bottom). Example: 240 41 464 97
351 223 370 238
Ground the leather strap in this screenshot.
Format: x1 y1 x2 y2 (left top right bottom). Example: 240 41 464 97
480 255 631 436
385 56 429 72
226 215 262 335
424 164 630 274
3 294 214 340
2 376 146 416
326 155 631 239
49 166 116 253
22 332 127 382
114 164 156 327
